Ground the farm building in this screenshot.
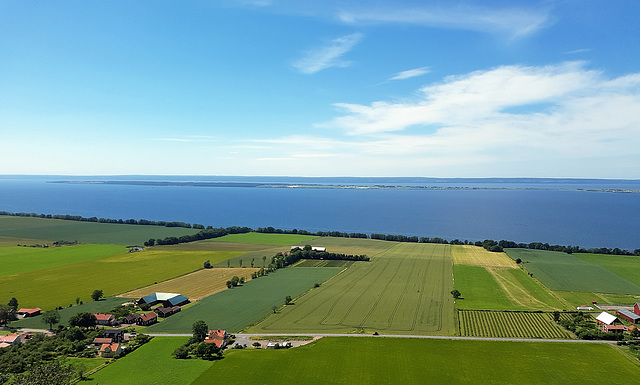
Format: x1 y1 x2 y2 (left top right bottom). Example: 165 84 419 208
154 305 181 318
577 306 594 311
138 292 189 307
121 314 138 325
291 246 326 252
103 329 124 343
17 308 41 318
634 303 640 315
595 312 617 325
617 308 640 324
94 313 117 326
136 312 158 326
0 334 21 345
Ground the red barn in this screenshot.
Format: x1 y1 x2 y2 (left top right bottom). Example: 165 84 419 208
634 302 640 316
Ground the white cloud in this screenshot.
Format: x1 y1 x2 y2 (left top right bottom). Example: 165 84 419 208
337 4 551 39
293 33 363 74
301 62 640 176
389 67 430 81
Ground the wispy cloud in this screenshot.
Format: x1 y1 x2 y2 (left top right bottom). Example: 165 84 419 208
337 4 551 39
565 48 591 55
389 67 430 81
293 33 363 74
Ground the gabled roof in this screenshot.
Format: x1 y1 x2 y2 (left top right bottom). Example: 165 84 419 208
138 312 157 321
596 311 617 325
100 343 120 352
17 308 40 314
104 329 123 336
94 313 115 321
0 334 20 344
93 337 113 344
617 308 640 321
139 292 189 306
0 343 10 349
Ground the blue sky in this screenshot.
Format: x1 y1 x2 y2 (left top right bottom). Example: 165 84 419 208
1 0 639 177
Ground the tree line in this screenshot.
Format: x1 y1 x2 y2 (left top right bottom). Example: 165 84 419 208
2 210 638 256
269 245 369 269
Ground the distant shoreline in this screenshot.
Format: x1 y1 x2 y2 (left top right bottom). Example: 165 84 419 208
48 180 640 194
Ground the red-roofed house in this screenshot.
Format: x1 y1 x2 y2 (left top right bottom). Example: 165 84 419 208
99 343 121 358
136 312 157 326
0 334 21 345
204 329 230 348
93 337 113 345
603 324 625 333
94 313 117 326
17 308 41 318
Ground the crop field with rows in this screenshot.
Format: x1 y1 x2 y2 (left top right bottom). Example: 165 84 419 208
458 310 572 339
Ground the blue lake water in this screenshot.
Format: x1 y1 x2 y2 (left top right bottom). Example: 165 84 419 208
0 176 639 250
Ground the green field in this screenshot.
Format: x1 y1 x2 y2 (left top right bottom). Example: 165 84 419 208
553 291 640 308
191 337 640 385
0 216 199 245
575 253 640 287
453 265 566 311
146 267 342 333
249 243 455 335
208 232 318 246
87 337 214 385
505 249 640 294
12 297 132 329
0 244 127 277
458 310 572 339
294 259 354 268
0 249 243 309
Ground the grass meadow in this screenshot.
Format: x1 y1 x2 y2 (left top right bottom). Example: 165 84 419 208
146 267 341 333
86 337 214 385
452 246 566 311
207 232 318 246
249 243 455 335
0 244 127 277
0 216 199 245
505 249 640 294
575 253 640 287
118 267 260 301
1 249 243 309
191 337 640 385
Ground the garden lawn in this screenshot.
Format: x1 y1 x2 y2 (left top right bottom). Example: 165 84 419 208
146 267 342 333
0 244 127 277
0 249 243 309
11 297 132 329
0 216 199 245
87 337 213 385
191 337 640 385
250 243 455 335
207 232 318 246
505 249 640 294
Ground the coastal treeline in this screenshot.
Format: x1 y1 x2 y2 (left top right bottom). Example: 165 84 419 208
2 210 639 256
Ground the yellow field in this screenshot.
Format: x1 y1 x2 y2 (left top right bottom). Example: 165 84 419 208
118 268 260 300
451 245 517 269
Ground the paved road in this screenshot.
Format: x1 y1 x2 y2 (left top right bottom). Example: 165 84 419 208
146 332 615 344
12 327 614 344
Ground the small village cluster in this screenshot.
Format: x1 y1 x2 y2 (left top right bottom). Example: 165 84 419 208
0 292 234 357
593 302 640 334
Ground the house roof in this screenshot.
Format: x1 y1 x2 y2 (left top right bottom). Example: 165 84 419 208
139 292 189 306
93 338 113 344
617 308 640 321
605 325 625 330
94 313 114 321
0 343 10 349
208 329 227 339
100 343 120 352
104 329 123 336
596 312 617 325
17 308 40 314
139 312 157 321
0 334 19 344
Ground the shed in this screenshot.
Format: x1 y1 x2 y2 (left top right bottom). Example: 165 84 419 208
595 312 617 325
17 308 41 317
577 306 594 311
616 309 640 324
